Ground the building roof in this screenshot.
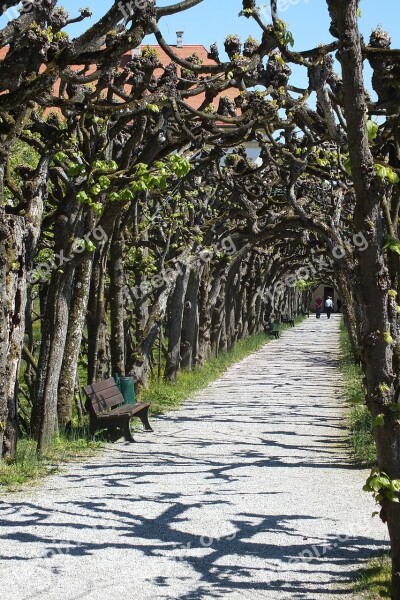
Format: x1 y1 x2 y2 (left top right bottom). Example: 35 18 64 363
133 44 237 110
0 43 238 114
122 44 213 68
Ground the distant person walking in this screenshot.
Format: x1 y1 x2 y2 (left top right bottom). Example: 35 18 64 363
315 297 322 319
325 296 333 319
337 298 342 313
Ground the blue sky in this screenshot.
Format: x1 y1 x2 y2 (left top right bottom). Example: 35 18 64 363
61 0 400 52
3 1 400 56
57 0 400 93
2 0 400 91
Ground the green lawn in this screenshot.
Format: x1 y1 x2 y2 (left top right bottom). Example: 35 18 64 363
353 553 392 599
339 320 391 598
339 320 376 466
0 431 101 491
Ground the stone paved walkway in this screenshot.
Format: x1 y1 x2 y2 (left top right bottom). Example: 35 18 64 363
0 314 388 600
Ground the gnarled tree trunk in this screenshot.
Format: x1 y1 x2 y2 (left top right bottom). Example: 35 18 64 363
130 279 177 387
87 244 110 384
57 253 94 427
31 266 75 452
0 215 26 459
165 265 190 382
1 155 49 459
180 268 201 371
109 223 126 377
327 2 400 596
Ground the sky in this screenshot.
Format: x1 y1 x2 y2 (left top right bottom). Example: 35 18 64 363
55 0 400 93
59 0 400 52
2 0 400 91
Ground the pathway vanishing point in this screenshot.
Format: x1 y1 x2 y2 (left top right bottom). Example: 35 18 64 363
0 315 388 600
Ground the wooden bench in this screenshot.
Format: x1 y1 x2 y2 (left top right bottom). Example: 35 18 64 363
281 314 295 327
264 321 280 339
83 377 153 442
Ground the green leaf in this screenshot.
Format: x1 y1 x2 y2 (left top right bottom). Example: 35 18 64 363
392 480 400 492
386 168 400 184
375 476 391 489
239 8 254 16
77 191 89 204
147 103 160 113
91 203 103 215
344 157 352 176
85 239 96 252
54 151 67 162
120 188 134 201
68 163 84 177
375 164 388 179
134 163 149 176
285 31 294 47
367 120 379 142
372 414 385 428
94 160 108 172
383 331 394 345
168 155 191 177
91 184 101 195
386 491 399 502
98 176 111 190
383 234 400 255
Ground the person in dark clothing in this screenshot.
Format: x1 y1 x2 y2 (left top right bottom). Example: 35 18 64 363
337 298 342 313
315 297 322 319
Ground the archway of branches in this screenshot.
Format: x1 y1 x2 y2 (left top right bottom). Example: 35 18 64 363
1 0 400 595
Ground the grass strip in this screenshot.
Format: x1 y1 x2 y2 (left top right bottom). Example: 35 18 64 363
0 429 101 491
339 320 391 598
339 319 376 466
353 553 392 599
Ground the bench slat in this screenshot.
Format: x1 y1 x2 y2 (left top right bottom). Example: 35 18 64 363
97 402 150 419
84 378 125 413
91 392 123 413
85 386 124 402
83 378 116 395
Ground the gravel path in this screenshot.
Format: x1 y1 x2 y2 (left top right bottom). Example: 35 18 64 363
0 314 388 600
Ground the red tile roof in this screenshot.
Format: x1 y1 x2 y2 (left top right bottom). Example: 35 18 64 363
122 44 213 68
0 44 238 114
125 45 238 110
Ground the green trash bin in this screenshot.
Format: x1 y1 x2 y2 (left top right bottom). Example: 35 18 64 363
118 376 136 405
